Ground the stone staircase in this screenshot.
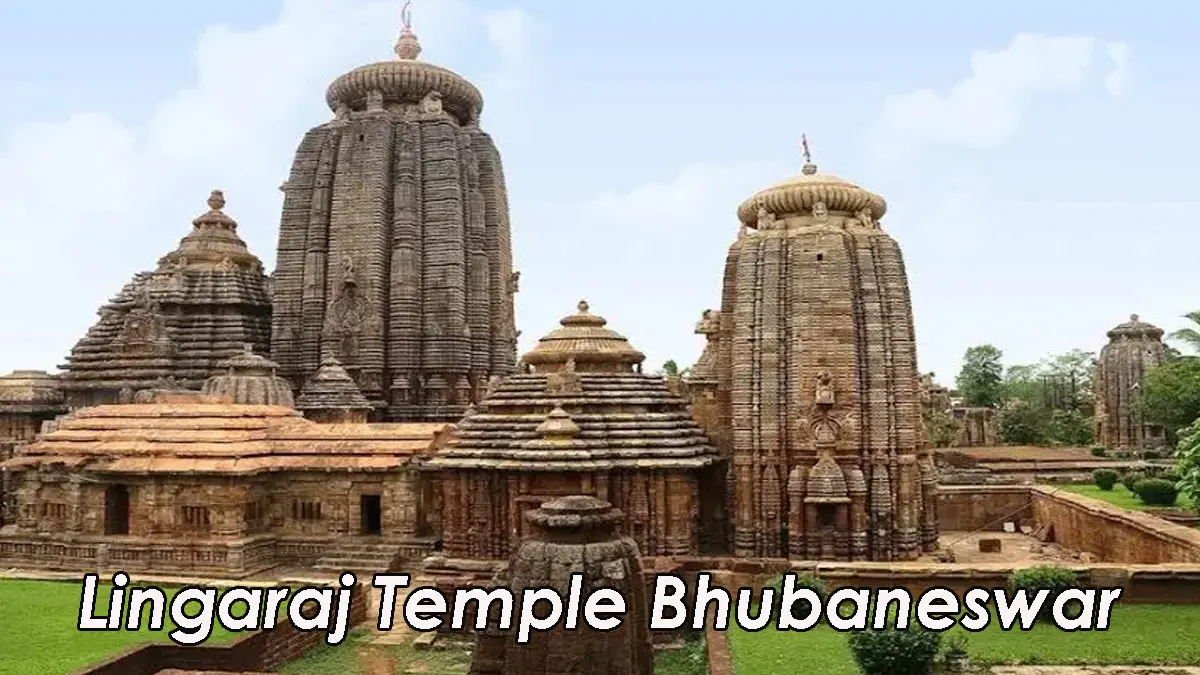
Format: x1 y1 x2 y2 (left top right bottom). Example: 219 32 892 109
313 539 406 574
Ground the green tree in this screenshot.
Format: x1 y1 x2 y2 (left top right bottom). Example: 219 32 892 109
1140 357 1200 436
923 408 961 448
1002 363 1045 408
1174 418 1200 503
660 360 690 378
1168 311 1200 355
998 400 1048 445
1040 349 1097 414
956 345 1005 408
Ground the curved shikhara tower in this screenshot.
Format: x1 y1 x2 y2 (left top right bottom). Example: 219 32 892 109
716 146 938 561
1095 314 1167 451
271 14 518 422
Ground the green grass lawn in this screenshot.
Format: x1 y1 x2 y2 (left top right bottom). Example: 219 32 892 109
0 578 240 675
1056 483 1195 511
728 604 1200 675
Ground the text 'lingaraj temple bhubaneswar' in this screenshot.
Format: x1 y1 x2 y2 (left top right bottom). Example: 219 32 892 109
2 5 1191 675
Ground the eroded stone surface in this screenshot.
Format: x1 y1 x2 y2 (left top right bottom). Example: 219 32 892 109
1095 315 1167 451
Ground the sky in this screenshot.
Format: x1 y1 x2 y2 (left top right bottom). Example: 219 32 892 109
0 0 1196 385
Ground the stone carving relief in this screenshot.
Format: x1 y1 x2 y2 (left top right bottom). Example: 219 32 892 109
508 271 521 294
119 290 168 345
815 371 835 406
811 201 829 221
756 206 777 230
420 90 443 115
324 254 381 360
366 89 385 113
855 209 877 230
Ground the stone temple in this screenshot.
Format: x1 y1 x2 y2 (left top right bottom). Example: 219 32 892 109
706 142 937 561
425 301 724 561
270 12 518 422
1095 314 1167 451
59 191 272 408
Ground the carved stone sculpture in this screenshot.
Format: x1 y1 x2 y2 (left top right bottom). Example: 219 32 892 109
271 20 516 421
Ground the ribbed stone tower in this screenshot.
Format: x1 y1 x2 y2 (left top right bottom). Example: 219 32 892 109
715 139 937 561
1095 314 1167 451
471 495 653 675
60 190 272 408
270 6 518 422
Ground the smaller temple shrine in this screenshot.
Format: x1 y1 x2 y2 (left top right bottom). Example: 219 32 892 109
296 357 375 424
1095 314 1168 451
59 190 273 408
425 301 725 561
471 495 653 675
0 354 450 575
0 370 68 526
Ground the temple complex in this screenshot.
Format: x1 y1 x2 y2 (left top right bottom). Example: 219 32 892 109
425 301 725 560
1095 314 1168 451
951 407 999 447
710 139 938 561
471 495 653 675
0 359 449 575
59 190 272 408
270 7 518 422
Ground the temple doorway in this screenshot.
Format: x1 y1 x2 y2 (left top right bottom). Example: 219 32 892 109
360 494 382 535
104 485 130 535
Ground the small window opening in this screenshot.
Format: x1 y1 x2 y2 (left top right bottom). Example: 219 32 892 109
816 253 824 262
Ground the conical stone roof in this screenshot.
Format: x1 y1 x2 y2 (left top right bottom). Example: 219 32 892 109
1106 314 1164 340
201 344 295 407
522 300 645 371
0 370 66 414
295 357 373 413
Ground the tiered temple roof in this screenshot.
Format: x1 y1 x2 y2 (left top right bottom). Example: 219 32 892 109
59 191 272 407
271 8 517 421
426 301 719 472
4 401 451 475
0 370 66 417
295 357 374 423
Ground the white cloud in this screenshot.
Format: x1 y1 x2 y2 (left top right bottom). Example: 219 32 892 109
0 0 536 374
1105 42 1130 98
869 33 1129 164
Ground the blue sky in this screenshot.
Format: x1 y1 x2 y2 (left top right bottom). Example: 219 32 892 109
0 0 1196 384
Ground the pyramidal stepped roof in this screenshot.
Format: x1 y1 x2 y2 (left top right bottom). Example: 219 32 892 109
60 191 273 400
425 302 720 472
295 357 373 413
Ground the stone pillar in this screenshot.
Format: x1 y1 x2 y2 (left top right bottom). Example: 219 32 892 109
472 495 653 675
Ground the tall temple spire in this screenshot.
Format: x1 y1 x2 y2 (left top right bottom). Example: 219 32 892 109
800 134 817 175
395 0 421 60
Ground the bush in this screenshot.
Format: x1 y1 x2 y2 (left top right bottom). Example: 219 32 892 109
847 625 941 675
1134 477 1179 506
1090 445 1109 457
765 572 827 622
1007 565 1077 621
1092 468 1119 491
1121 470 1145 492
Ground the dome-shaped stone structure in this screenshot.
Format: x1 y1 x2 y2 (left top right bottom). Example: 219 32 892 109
201 344 295 407
1095 314 1167 451
60 190 272 407
471 495 653 675
425 301 725 560
712 141 937 561
271 7 518 422
295 357 374 424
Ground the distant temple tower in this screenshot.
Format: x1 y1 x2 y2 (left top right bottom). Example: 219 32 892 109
714 138 937 561
270 4 518 422
60 191 272 407
1095 314 1167 451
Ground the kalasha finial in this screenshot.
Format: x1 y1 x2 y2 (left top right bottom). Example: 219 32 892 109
395 0 421 59
578 300 590 313
242 343 254 354
800 134 817 175
207 190 226 212
1130 313 1140 322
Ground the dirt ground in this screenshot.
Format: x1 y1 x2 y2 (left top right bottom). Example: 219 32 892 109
945 446 1096 462
931 531 1079 565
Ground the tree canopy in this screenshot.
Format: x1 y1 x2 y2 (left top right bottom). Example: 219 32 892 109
955 345 1005 408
